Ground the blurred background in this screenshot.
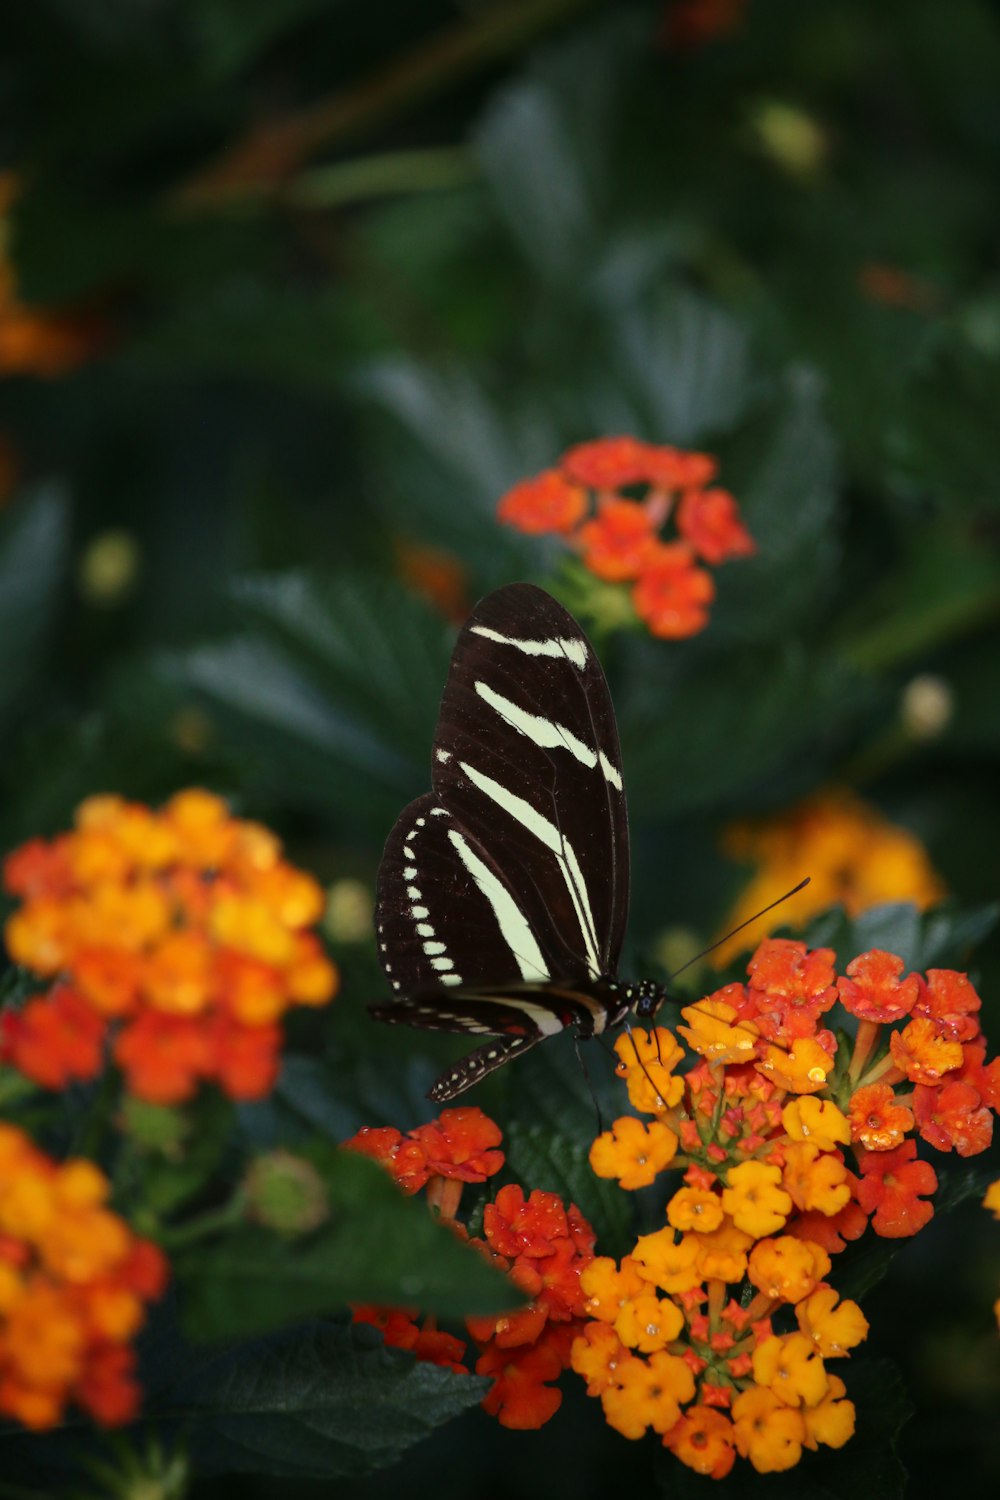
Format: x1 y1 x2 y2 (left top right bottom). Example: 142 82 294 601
2 1 999 1495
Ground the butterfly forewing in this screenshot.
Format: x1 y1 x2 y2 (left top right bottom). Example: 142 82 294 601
372 583 630 1097
431 584 628 979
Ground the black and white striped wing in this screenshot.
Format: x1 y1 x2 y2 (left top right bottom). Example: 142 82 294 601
372 583 629 1095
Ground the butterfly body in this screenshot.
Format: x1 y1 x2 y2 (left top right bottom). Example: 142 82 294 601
370 582 666 1101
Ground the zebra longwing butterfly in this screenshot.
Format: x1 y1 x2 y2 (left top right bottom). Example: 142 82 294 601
370 582 667 1102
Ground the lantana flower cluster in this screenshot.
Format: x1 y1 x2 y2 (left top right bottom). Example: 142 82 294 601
497 435 754 639
575 938 1000 1477
0 1124 167 1430
346 1107 595 1428
1 791 338 1105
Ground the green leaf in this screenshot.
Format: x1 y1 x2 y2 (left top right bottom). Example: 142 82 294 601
888 336 1000 514
802 901 999 971
162 570 453 834
0 489 70 733
610 288 754 448
621 640 870 819
155 1322 489 1479
710 370 841 644
174 1148 519 1339
654 1359 911 1500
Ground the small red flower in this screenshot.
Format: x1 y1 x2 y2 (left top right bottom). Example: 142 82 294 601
561 436 650 489
577 498 659 581
913 969 982 1043
836 950 919 1024
476 1334 565 1429
631 542 715 639
409 1107 504 1183
913 1080 994 1157
856 1139 937 1237
483 1185 571 1259
4 985 107 1091
676 488 755 565
497 471 587 535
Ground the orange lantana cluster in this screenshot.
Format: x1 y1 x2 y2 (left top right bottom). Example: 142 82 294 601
0 1124 167 1430
1 791 338 1105
575 937 1000 1476
346 1107 595 1428
497 436 754 639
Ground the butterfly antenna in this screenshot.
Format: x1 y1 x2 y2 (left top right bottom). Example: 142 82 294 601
624 1022 670 1109
574 1033 604 1136
664 878 812 986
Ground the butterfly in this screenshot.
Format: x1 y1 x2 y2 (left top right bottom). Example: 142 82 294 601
369 582 667 1102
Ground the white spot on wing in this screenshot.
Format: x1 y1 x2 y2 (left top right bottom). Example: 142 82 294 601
471 625 587 670
599 751 623 792
441 973 463 986
475 680 601 773
423 941 446 955
416 922 435 937
430 957 454 971
458 759 601 977
403 867 417 879
447 830 550 981
406 886 421 899
411 905 429 919
436 749 451 763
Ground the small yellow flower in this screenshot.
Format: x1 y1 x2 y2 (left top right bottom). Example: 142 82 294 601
666 1185 724 1234
782 1097 851 1152
748 1236 831 1304
720 1161 792 1239
782 1141 851 1217
686 1218 754 1282
631 1229 702 1295
731 1385 806 1472
756 1036 834 1094
677 999 759 1065
752 1331 829 1408
802 1373 856 1451
796 1286 869 1357
613 1291 685 1353
589 1116 678 1190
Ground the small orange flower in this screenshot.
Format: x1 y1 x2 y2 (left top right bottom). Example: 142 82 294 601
889 1017 964 1084
664 1404 736 1478
577 498 659 581
848 1083 914 1151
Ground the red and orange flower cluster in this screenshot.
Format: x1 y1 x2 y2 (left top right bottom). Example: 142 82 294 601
1 791 338 1105
497 436 754 639
575 938 999 1476
0 1125 167 1430
346 1107 595 1428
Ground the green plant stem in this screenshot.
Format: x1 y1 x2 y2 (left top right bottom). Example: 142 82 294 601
287 146 478 209
173 0 603 209
157 1194 247 1250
